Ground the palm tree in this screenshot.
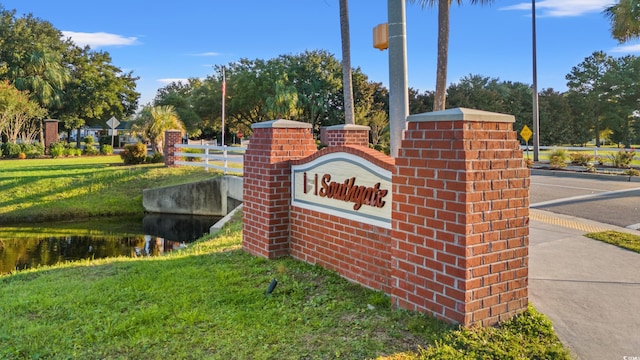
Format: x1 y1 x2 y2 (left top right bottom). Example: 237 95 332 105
133 105 185 154
339 0 355 124
604 0 640 42
409 0 494 111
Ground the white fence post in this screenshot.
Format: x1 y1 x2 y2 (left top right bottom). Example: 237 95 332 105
205 145 209 172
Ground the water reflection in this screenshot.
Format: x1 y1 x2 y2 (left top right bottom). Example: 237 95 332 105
0 214 220 275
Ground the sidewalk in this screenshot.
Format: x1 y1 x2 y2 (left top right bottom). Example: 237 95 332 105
529 209 640 360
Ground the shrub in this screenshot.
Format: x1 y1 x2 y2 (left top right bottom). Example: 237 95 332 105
549 148 568 169
120 142 147 165
99 135 112 146
50 142 65 158
569 152 593 166
610 150 636 168
525 158 534 168
100 144 114 155
146 152 164 164
17 152 26 159
20 142 44 158
624 168 639 176
64 145 80 157
83 146 100 156
182 148 201 162
1 142 21 158
84 135 95 144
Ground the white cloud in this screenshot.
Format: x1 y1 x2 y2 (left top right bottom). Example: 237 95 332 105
192 52 221 57
611 44 640 53
500 0 611 17
157 78 189 85
61 31 138 48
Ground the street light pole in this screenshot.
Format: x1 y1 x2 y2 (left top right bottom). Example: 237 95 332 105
388 0 409 158
532 0 540 161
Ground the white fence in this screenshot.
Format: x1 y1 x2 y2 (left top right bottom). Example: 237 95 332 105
520 146 638 156
174 143 246 174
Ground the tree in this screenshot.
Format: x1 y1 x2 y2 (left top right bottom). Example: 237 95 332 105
132 105 184 154
566 51 615 146
0 9 70 110
54 46 139 144
600 55 640 147
339 0 355 124
604 0 640 42
409 87 434 114
0 81 47 143
408 0 494 111
154 79 203 138
538 88 572 145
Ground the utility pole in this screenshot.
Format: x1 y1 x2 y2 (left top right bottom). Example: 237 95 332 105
221 66 226 147
388 0 409 158
532 0 540 161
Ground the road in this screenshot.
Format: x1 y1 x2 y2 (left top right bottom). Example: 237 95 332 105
530 173 640 231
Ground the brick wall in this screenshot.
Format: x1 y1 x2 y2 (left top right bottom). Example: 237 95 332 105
164 130 183 167
242 120 317 259
289 145 395 293
242 109 529 327
320 124 370 147
392 108 529 326
43 120 59 154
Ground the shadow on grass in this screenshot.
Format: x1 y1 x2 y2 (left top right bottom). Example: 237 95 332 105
0 235 455 359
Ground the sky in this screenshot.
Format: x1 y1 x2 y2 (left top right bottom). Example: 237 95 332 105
2 0 637 109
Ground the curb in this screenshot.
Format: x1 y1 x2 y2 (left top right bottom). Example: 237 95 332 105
530 168 640 183
209 204 243 234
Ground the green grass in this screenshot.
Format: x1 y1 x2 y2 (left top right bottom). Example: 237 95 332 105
0 214 570 359
0 156 220 224
0 156 572 359
525 148 640 167
586 231 640 253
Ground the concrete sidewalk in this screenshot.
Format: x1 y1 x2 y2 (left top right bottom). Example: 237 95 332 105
529 209 640 360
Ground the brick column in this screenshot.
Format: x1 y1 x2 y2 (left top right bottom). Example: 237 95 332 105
392 108 529 327
43 119 59 155
242 119 317 259
320 124 370 147
164 130 183 167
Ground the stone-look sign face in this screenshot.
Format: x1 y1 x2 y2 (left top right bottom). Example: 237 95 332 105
291 152 392 229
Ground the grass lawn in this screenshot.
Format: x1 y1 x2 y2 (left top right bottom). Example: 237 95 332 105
586 231 640 253
526 148 640 167
0 156 219 224
0 156 572 359
0 212 570 359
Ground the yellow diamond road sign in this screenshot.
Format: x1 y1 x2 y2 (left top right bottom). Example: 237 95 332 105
520 125 532 142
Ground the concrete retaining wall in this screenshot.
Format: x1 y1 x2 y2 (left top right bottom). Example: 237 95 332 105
143 176 243 216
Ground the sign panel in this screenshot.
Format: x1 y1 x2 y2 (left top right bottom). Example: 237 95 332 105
520 125 532 142
106 116 120 129
291 152 392 229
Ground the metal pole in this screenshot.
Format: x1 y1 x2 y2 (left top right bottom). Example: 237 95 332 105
388 0 409 158
532 0 540 161
221 66 226 148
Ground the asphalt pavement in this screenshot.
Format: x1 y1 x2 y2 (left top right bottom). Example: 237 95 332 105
529 209 640 360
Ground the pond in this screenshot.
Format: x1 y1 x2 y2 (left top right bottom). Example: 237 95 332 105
0 214 221 275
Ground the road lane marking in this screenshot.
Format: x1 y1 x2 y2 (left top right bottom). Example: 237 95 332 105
530 182 612 192
531 187 640 208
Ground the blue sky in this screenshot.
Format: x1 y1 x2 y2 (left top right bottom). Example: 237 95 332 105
2 0 636 108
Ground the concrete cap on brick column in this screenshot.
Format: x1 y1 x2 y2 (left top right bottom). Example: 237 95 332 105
322 124 371 131
44 119 59 123
165 129 183 133
407 107 515 123
252 119 312 129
